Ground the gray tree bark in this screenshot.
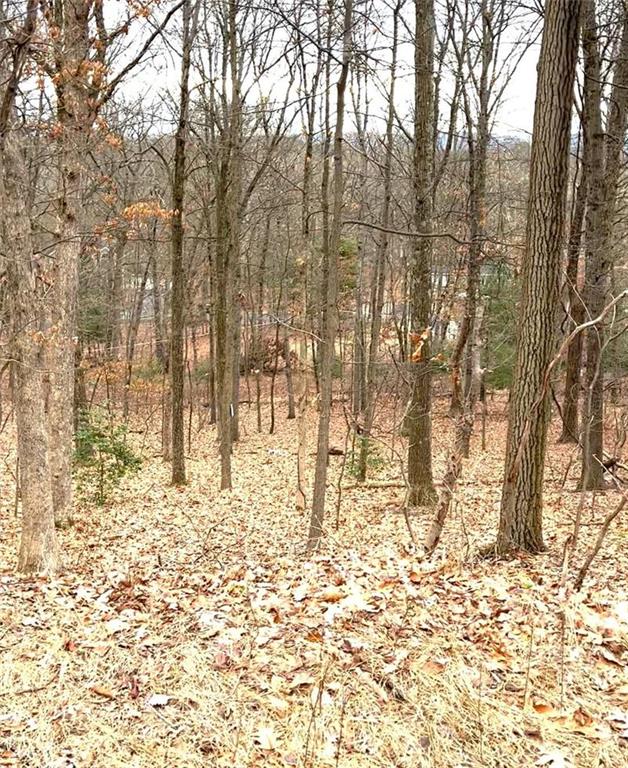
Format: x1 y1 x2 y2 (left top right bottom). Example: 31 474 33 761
407 0 437 507
307 0 353 550
497 0 580 554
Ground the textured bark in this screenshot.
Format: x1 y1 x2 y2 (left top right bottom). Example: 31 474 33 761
579 0 606 487
47 0 98 526
307 0 353 550
0 0 58 572
214 182 234 489
558 158 587 444
162 382 172 462
498 0 580 554
407 0 436 507
213 0 242 489
151 249 168 370
170 0 199 486
580 1 628 489
1 135 59 574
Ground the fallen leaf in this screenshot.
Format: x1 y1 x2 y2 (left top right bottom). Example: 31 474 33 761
289 672 315 690
320 587 344 603
421 659 446 675
536 749 571 767
256 725 278 751
533 701 556 716
146 693 170 707
89 685 116 700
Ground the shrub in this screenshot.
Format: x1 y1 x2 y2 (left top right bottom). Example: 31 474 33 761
74 410 142 506
133 358 164 381
347 436 386 478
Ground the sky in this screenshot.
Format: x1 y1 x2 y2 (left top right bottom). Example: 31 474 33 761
112 0 541 140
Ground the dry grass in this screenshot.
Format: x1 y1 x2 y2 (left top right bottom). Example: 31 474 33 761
0 389 627 767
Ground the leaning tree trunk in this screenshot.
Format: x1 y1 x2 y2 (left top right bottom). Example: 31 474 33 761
497 0 579 555
407 0 437 507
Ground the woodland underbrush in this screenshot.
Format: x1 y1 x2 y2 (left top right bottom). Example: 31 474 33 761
0 386 626 767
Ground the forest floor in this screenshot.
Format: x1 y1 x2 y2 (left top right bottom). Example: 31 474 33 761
0 384 627 768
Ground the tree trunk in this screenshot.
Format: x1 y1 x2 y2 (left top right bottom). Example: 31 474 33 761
106 235 126 360
170 0 199 486
407 0 437 507
307 0 353 550
558 156 587 444
285 334 296 419
1 132 59 574
356 1 400 483
151 248 167 370
47 0 99 527
497 0 579 555
580 1 628 489
123 257 150 420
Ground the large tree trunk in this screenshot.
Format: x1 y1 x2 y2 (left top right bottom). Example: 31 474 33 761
407 0 436 507
1 136 59 574
579 0 606 488
0 0 59 573
48 0 97 527
497 0 579 555
213 0 242 489
307 0 353 550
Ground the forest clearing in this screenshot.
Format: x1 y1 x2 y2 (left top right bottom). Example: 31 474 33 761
0 382 627 767
2 0 628 765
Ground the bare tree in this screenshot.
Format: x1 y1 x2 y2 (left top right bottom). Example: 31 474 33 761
497 0 580 554
407 0 437 507
307 0 353 550
171 0 200 485
0 0 59 573
580 0 628 489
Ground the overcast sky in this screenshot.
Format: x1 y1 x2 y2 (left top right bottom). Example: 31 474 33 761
117 2 541 140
